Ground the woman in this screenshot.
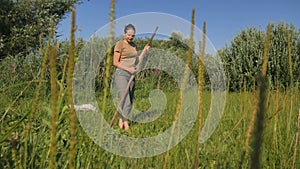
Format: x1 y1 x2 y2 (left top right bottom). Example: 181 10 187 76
113 24 150 130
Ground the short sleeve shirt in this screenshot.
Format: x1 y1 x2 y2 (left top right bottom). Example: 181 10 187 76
114 40 139 68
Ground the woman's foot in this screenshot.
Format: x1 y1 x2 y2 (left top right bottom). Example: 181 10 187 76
123 121 129 131
119 118 123 129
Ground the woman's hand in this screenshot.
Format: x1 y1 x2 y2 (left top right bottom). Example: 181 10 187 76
127 67 137 75
143 44 150 52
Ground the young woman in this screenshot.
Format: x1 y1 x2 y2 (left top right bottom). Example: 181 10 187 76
113 24 150 130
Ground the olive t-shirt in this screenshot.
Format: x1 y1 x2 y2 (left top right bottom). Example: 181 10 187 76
114 40 139 68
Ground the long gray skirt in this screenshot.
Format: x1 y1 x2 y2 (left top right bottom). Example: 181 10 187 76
114 68 135 121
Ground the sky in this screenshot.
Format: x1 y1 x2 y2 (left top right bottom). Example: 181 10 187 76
57 0 300 50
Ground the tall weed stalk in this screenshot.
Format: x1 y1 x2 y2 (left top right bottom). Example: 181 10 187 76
287 25 293 87
194 21 206 169
292 109 300 169
49 44 59 169
163 8 195 169
67 8 77 169
249 23 271 169
239 23 271 168
100 0 115 140
97 1 115 164
24 24 54 168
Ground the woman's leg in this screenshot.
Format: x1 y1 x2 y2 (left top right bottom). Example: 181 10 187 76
114 69 134 129
123 79 135 130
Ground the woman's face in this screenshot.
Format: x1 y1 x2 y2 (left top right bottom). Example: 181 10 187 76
124 29 135 43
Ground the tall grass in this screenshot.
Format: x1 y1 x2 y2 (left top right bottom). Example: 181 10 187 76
240 23 271 168
1 77 299 168
29 25 54 130
292 109 300 169
194 20 206 169
101 0 115 117
287 25 293 87
67 8 77 169
98 0 115 164
101 0 115 134
249 23 271 169
286 25 296 155
163 7 195 169
0 80 35 122
49 43 59 169
271 84 280 157
23 23 54 169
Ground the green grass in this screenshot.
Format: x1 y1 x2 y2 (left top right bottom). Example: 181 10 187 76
0 80 299 168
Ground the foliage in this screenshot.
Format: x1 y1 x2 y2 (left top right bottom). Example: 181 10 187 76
0 0 80 59
219 22 300 91
0 55 40 93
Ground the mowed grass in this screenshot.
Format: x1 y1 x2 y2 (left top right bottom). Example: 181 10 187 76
0 78 299 168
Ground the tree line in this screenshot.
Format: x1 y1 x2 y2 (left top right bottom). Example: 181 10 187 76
0 1 299 92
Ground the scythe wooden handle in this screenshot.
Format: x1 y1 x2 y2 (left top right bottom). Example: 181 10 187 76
147 26 158 45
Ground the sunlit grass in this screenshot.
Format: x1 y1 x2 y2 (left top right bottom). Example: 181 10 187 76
2 85 299 168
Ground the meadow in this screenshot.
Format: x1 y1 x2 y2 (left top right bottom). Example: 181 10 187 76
0 75 299 168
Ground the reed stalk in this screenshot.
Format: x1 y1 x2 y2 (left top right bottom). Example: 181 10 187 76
222 83 247 143
249 23 271 169
239 108 256 168
194 20 205 169
12 148 19 169
286 26 295 150
0 80 35 122
239 23 271 168
29 25 54 130
287 25 293 87
49 44 59 169
271 84 280 155
23 23 54 169
163 8 195 169
292 109 300 169
100 0 115 134
57 54 69 113
67 8 76 169
98 1 115 164
11 132 20 169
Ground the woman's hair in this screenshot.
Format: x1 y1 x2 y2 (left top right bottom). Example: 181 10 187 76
124 24 136 33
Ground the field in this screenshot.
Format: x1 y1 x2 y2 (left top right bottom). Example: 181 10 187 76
0 75 299 168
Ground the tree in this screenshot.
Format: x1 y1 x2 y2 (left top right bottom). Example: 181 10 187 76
219 22 300 91
0 0 80 59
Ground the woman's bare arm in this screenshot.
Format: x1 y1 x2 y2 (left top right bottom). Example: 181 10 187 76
137 44 150 65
